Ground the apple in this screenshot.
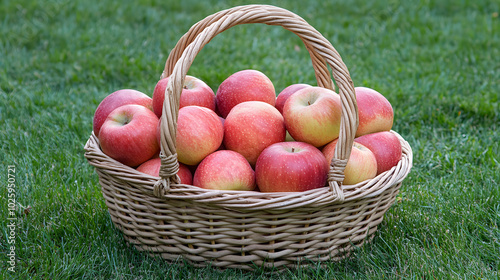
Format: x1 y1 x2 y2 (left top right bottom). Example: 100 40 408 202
99 104 160 167
255 141 329 192
152 75 216 118
177 163 194 185
156 119 162 148
223 101 286 166
215 69 276 118
93 89 153 137
176 106 223 165
136 157 193 184
156 116 225 155
355 86 394 137
137 157 161 176
354 131 402 175
322 139 377 185
152 78 169 117
275 83 312 114
193 150 256 191
283 86 342 147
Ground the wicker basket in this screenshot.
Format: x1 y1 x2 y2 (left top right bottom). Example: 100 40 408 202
84 4 413 270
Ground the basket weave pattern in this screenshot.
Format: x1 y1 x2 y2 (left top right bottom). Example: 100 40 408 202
84 5 413 270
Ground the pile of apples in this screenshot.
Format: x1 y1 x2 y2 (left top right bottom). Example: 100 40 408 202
93 69 402 192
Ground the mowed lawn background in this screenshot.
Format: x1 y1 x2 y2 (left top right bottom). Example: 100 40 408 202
1 0 498 279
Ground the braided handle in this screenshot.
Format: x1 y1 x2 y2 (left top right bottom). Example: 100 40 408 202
154 5 358 201
162 5 334 90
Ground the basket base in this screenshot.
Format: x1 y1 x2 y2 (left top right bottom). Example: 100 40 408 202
102 182 401 270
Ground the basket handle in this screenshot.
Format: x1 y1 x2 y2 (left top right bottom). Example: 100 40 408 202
154 5 358 202
162 4 335 90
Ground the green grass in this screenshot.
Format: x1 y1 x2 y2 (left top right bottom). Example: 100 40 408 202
1 0 499 278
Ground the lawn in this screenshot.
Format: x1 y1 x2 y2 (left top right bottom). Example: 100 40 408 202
1 0 499 279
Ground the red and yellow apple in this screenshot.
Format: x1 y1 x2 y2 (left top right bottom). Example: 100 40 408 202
152 75 216 118
283 87 342 147
255 141 329 192
215 69 275 118
355 131 402 175
193 150 256 191
176 106 223 165
93 89 153 137
136 157 162 177
322 139 377 185
275 83 312 114
99 104 160 167
176 162 194 185
136 157 193 184
355 86 393 137
223 101 286 166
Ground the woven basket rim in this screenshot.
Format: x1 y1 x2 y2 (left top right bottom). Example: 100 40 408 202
84 129 412 211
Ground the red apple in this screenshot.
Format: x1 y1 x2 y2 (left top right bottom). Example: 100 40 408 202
176 106 223 165
223 101 286 166
215 69 275 118
177 162 194 185
255 142 329 192
93 89 153 137
355 87 394 137
152 78 169 117
283 87 342 147
157 117 225 156
136 157 193 184
193 150 256 191
322 139 377 185
156 119 162 148
99 104 160 167
355 131 402 175
275 83 312 114
152 75 216 118
137 157 161 177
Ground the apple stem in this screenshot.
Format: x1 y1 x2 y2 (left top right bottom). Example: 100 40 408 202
292 147 295 152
